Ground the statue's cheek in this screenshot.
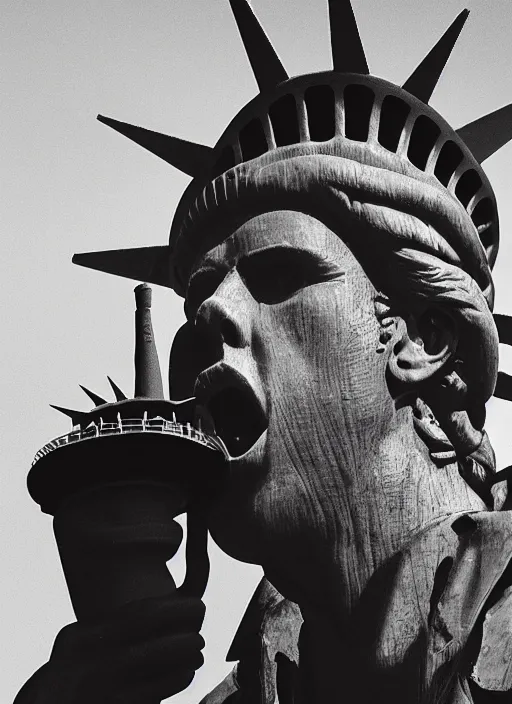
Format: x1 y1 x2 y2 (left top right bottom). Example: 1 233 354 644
263 282 374 365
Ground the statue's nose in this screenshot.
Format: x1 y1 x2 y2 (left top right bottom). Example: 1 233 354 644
195 268 253 350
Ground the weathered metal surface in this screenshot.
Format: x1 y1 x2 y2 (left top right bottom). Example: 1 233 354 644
15 1 512 702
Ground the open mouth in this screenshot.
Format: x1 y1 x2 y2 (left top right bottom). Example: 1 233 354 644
195 365 267 458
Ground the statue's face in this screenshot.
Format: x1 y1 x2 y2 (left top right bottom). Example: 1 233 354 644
186 210 394 573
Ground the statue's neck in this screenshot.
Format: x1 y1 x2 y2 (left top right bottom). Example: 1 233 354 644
264 421 488 700
265 406 486 625
344 408 486 570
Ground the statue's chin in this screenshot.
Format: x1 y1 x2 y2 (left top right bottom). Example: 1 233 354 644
207 430 270 565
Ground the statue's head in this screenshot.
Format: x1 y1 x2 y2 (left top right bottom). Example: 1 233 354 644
74 1 512 586
168 151 499 574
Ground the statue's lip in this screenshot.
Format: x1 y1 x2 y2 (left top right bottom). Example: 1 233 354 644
194 362 266 416
194 362 267 458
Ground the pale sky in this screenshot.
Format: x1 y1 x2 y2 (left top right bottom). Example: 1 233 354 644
3 0 512 702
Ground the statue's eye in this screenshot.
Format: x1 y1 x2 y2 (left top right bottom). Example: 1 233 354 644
237 247 341 304
186 267 226 319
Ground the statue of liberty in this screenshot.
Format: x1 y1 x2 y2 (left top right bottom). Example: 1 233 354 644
15 1 512 701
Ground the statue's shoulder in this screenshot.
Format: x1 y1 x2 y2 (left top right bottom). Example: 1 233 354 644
200 577 303 704
461 511 512 699
362 509 512 703
201 511 512 704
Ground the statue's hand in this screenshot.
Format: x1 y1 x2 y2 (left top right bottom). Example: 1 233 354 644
13 593 206 703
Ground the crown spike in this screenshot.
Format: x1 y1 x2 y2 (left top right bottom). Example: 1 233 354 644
402 9 469 104
97 115 213 178
107 376 127 402
79 385 107 407
50 405 91 426
457 104 512 164
328 0 369 74
228 0 288 92
73 246 171 289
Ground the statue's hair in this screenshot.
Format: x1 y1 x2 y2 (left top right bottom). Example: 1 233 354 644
373 246 500 508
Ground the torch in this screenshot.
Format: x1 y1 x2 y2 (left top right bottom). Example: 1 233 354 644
28 284 227 641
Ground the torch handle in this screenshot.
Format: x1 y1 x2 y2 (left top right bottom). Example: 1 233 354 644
53 482 197 622
180 504 210 598
53 483 211 703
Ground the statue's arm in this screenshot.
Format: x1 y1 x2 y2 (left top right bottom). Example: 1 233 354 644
12 592 206 703
14 665 243 704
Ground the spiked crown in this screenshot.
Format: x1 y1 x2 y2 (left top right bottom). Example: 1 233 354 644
74 0 512 296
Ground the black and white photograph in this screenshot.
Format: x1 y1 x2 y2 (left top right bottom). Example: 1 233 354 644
4 1 512 701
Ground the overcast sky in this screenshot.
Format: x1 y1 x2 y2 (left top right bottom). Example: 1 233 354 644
3 0 512 702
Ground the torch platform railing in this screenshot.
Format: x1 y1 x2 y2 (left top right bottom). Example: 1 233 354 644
33 418 226 465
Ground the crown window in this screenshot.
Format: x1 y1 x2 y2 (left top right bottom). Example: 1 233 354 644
378 95 410 153
480 229 494 254
304 85 336 142
212 145 236 178
269 94 300 147
455 169 482 207
239 118 269 161
343 84 374 142
471 197 493 233
434 140 464 186
407 115 441 171
479 226 494 252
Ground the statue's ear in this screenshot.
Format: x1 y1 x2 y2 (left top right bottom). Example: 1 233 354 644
388 309 458 390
